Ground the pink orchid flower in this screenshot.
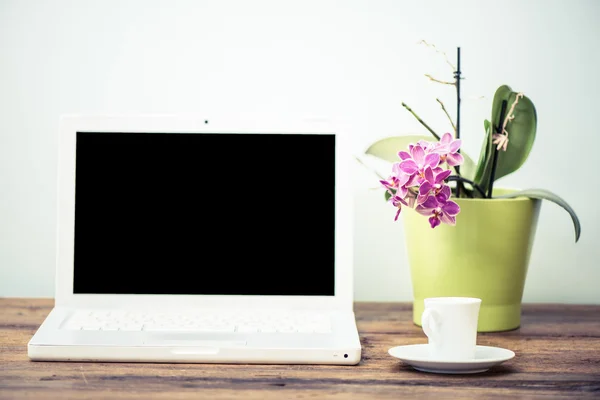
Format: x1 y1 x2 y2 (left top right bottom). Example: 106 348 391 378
417 167 452 205
435 132 464 167
380 162 410 198
415 196 461 228
382 136 463 227
390 192 416 221
399 145 441 185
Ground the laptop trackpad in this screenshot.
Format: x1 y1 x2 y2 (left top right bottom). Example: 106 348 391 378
148 334 246 347
163 340 246 347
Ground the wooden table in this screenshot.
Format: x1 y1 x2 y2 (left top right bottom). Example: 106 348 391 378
2 298 600 399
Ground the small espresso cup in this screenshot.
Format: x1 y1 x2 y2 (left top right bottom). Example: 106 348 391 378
421 297 482 360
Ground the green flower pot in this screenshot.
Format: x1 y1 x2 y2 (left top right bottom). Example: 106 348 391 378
402 189 541 332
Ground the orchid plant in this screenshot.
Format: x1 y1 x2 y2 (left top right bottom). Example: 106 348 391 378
380 133 462 228
363 44 581 242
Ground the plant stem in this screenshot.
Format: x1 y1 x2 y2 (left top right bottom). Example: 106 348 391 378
425 74 455 86
401 103 441 140
417 40 456 70
447 175 486 198
455 47 461 141
436 98 456 135
354 155 386 180
487 100 508 198
454 47 462 197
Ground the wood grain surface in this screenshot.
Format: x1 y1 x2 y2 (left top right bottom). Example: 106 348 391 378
1 298 600 399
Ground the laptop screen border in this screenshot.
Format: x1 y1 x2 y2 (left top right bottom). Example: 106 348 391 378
54 114 354 310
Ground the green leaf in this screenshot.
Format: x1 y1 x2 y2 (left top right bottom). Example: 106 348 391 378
494 89 537 180
459 150 476 182
483 119 491 133
473 119 493 186
365 135 432 163
491 85 514 133
364 134 476 181
474 86 537 193
495 189 581 243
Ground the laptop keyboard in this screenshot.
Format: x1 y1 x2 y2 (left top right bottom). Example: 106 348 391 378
63 309 332 333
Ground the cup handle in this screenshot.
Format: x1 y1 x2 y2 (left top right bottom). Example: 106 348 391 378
421 308 441 343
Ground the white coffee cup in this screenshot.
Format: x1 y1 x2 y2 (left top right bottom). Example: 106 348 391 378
421 297 482 360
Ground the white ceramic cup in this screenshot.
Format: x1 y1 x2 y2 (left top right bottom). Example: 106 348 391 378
421 297 482 361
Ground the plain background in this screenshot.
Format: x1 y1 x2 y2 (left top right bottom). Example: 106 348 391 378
1 0 598 303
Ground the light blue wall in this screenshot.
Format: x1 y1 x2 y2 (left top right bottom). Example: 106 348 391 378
1 0 598 303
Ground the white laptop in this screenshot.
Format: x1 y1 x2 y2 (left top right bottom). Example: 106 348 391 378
27 114 362 365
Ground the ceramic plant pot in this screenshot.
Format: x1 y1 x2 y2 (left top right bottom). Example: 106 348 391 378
402 189 541 332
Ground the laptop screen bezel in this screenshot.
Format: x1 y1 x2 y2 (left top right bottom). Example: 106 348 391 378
54 114 354 310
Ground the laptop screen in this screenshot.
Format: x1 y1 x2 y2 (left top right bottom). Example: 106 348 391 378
73 131 335 296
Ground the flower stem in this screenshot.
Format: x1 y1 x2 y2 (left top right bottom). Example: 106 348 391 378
454 47 463 197
401 102 441 141
447 175 486 198
425 74 455 86
417 40 456 70
436 98 456 135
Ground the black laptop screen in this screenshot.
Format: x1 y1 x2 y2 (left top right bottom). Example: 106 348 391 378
73 131 335 296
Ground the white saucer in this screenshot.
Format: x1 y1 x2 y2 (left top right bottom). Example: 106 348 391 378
388 344 515 374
